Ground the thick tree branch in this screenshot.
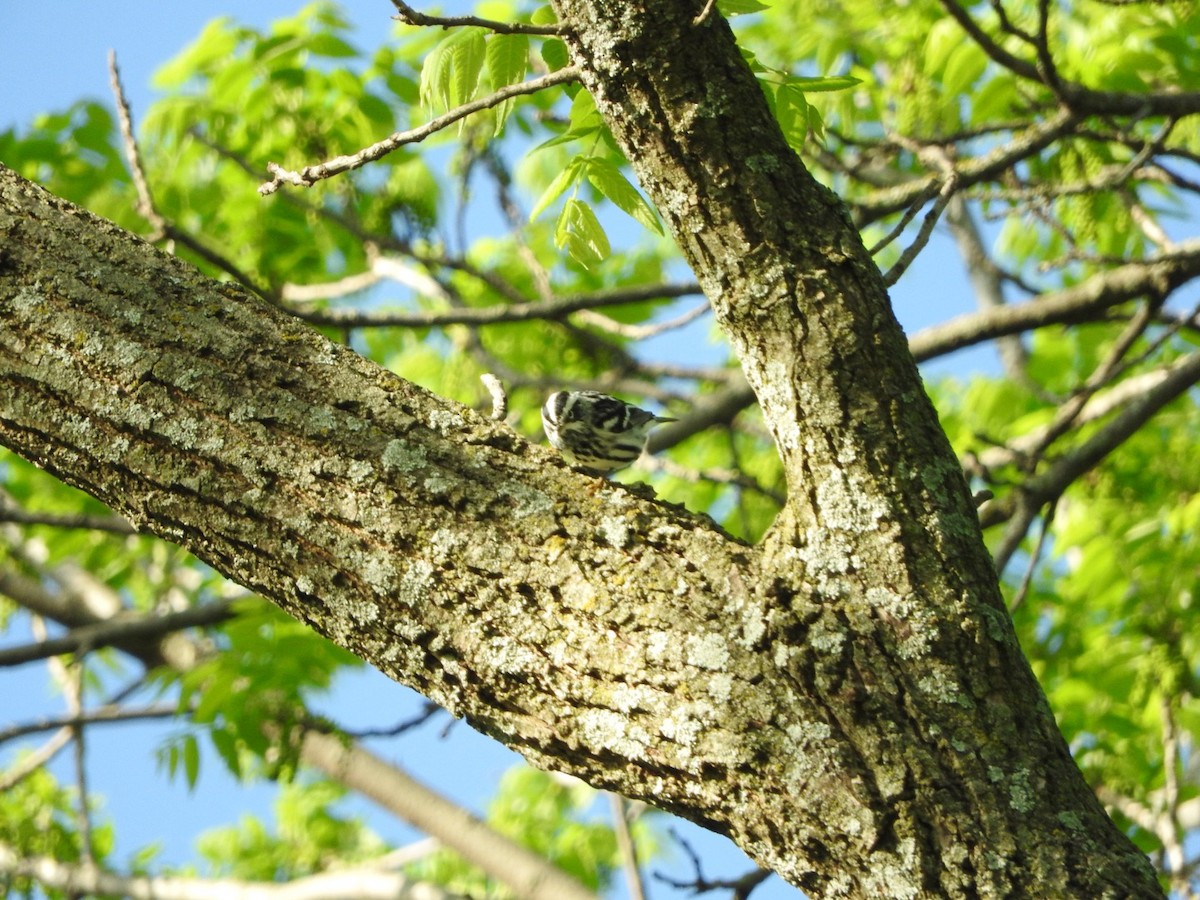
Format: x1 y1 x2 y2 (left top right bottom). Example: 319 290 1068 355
548 1 1160 896
0 162 774 875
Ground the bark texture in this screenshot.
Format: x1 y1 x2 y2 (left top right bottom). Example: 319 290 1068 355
0 3 1164 893
547 2 1161 896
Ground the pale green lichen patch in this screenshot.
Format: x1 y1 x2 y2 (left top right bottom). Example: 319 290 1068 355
917 664 972 707
382 439 427 472
426 407 465 433
706 672 734 703
685 632 730 670
343 596 380 625
1056 811 1085 831
599 514 632 548
660 711 703 748
786 719 833 744
578 708 650 758
1007 768 1036 813
396 558 434 606
497 481 552 518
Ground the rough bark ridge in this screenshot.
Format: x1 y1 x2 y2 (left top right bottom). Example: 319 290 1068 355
550 0 1161 896
0 7 1162 898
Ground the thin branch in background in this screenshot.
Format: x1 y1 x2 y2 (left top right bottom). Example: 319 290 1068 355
653 828 774 899
340 701 443 739
480 374 509 421
944 196 1032 385
390 0 563 35
610 794 647 900
867 179 941 256
0 843 466 900
108 50 270 297
481 146 555 302
68 660 95 866
882 172 959 286
575 300 711 341
973 349 1200 474
1023 297 1161 461
33 612 95 867
290 282 703 329
981 349 1200 539
0 600 238 668
692 0 719 26
0 703 182 746
0 503 136 535
107 49 156 222
1006 497 1056 611
0 728 72 792
1160 697 1187 887
259 68 581 194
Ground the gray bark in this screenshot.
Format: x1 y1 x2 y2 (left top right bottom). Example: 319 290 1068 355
0 1 1164 890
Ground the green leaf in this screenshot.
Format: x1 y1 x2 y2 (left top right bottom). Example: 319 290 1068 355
152 17 241 88
532 89 604 151
183 733 202 790
420 27 487 112
485 33 529 132
942 42 988 95
583 157 663 234
774 82 812 149
530 158 584 221
556 198 610 268
541 38 570 72
486 33 529 89
307 32 358 58
762 72 861 92
719 0 769 13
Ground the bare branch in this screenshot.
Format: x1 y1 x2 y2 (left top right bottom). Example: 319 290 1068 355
259 68 581 194
390 0 564 34
0 503 136 534
909 242 1200 361
291 281 702 328
882 172 958 286
480 374 508 421
979 350 1200 532
0 602 237 668
300 730 603 900
0 842 467 900
0 703 182 745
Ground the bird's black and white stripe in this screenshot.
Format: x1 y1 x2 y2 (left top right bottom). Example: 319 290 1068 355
542 391 675 473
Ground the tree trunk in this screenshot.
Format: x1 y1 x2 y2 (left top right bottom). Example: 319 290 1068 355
0 2 1164 892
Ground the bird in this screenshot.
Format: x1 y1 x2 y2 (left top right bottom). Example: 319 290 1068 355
541 390 676 473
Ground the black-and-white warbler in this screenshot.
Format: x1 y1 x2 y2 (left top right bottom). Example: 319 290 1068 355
542 391 676 473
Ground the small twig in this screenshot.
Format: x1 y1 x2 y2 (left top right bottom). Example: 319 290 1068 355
0 503 136 535
1007 497 1055 610
259 68 580 194
610 794 647 900
288 281 702 329
693 0 719 25
109 51 270 296
108 50 156 223
882 172 959 286
480 374 509 421
0 703 183 746
390 0 563 35
575 300 712 340
0 601 238 668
